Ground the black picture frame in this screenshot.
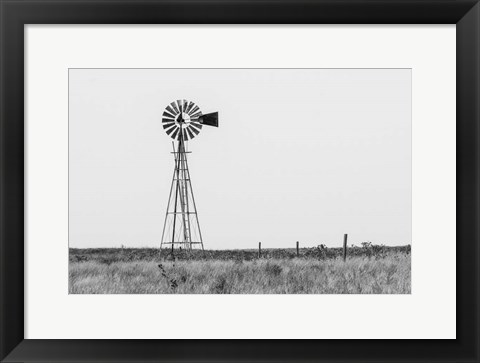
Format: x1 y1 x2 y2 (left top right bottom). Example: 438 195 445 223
1 1 478 362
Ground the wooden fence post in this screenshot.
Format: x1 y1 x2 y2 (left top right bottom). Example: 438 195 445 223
343 234 348 261
296 241 299 257
258 242 262 258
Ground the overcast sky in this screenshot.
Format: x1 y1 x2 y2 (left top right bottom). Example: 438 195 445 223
69 69 411 249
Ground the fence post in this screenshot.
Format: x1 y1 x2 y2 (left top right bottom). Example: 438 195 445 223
343 234 348 261
258 242 261 258
296 241 299 257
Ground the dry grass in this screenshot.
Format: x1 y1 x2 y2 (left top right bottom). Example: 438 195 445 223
69 253 410 294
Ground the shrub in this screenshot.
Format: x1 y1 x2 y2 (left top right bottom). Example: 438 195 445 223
265 263 283 277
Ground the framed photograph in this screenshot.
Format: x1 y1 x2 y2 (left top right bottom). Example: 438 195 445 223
1 0 478 362
68 67 412 295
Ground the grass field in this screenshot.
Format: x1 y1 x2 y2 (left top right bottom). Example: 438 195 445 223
69 245 411 294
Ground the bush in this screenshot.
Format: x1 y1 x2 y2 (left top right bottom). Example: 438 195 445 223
265 263 283 277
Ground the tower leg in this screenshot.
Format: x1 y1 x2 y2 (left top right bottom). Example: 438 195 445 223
159 142 179 255
178 138 193 249
183 151 204 252
171 141 181 247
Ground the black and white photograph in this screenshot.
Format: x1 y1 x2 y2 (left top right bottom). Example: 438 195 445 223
69 68 412 294
3 0 478 359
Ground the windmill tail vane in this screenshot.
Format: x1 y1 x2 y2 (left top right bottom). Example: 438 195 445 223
160 100 218 253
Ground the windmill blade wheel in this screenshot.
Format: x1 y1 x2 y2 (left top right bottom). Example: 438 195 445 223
162 99 203 141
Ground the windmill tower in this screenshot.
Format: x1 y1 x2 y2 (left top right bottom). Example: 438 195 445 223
160 100 218 252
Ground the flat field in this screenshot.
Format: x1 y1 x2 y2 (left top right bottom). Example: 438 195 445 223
69 246 411 294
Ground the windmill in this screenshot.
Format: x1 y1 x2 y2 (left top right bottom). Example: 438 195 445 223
160 100 218 252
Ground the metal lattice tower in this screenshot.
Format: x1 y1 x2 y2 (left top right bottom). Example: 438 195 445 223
160 100 218 252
